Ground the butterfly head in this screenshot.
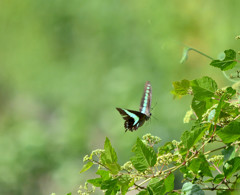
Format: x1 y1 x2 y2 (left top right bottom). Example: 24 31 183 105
145 112 151 120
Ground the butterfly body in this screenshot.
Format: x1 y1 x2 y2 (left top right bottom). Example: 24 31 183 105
116 81 152 132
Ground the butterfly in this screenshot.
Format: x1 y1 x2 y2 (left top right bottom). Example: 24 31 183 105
116 81 152 132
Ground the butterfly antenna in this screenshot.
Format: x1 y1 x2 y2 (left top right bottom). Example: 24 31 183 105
152 115 159 121
150 101 159 121
151 101 158 111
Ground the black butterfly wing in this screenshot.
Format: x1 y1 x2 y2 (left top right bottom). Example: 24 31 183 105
139 81 152 118
116 108 147 132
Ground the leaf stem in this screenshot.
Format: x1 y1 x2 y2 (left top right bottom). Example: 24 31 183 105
187 47 215 60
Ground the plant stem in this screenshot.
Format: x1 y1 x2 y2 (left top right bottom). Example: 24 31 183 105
187 47 215 60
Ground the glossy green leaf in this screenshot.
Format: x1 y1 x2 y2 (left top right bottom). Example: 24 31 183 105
210 49 237 71
80 161 93 173
131 138 157 172
181 182 204 195
217 121 240 144
101 137 121 174
191 76 218 100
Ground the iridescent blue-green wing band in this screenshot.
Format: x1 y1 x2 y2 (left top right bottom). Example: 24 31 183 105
116 108 146 131
139 81 152 117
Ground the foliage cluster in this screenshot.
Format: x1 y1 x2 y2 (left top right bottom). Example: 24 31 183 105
77 48 240 195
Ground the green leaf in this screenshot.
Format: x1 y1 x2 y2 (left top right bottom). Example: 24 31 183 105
181 182 204 195
101 137 118 163
181 126 206 150
198 154 213 177
172 79 190 97
222 146 235 161
188 154 213 177
131 138 157 172
217 121 240 144
191 97 217 121
118 175 132 195
101 178 120 195
223 157 240 179
191 76 218 100
164 173 175 193
217 190 232 195
158 142 174 155
210 49 237 71
214 95 227 123
137 190 149 195
191 98 207 120
225 87 236 97
147 178 165 195
96 169 110 180
147 173 174 195
214 87 236 123
101 137 121 174
180 166 193 179
213 174 225 184
87 178 102 187
80 161 93 173
87 170 110 187
221 103 239 120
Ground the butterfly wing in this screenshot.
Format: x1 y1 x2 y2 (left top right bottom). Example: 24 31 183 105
139 81 152 118
116 108 146 132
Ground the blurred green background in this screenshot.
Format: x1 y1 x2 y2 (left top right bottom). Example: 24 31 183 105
0 0 239 194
